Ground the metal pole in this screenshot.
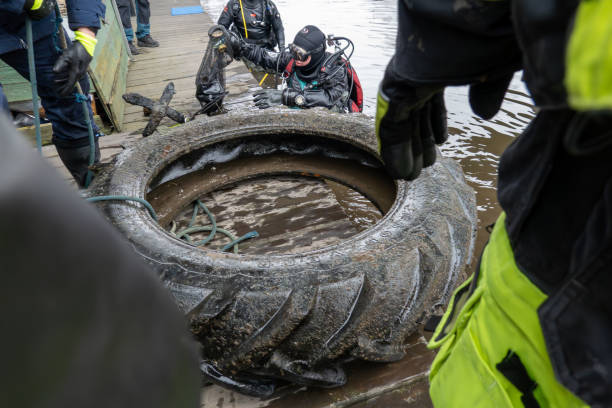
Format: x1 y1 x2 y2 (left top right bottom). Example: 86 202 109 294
25 17 42 154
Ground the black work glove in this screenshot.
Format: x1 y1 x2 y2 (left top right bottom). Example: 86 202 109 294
23 0 54 20
52 41 92 97
376 86 447 180
253 89 282 109
468 73 514 119
227 31 245 60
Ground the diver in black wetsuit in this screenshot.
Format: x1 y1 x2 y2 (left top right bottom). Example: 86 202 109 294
230 25 359 112
217 0 284 51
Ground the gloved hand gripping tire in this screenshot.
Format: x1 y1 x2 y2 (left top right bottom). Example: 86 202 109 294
24 0 54 20
52 30 97 97
253 89 304 109
376 86 448 180
253 89 282 109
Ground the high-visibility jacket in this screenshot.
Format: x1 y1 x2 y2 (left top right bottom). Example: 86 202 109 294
380 0 612 406
428 214 587 408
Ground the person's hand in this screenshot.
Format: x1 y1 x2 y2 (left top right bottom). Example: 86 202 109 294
468 73 513 119
53 29 97 97
375 86 447 180
23 0 54 20
253 89 282 109
227 31 244 60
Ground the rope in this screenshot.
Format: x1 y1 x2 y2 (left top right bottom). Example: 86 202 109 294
86 195 159 222
86 195 259 254
258 73 269 86
222 231 259 252
238 0 249 39
171 199 259 253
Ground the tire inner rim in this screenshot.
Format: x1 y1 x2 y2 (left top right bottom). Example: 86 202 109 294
146 135 397 255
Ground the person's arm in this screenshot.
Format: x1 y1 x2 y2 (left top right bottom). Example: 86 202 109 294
65 0 105 32
267 1 284 50
217 1 233 29
376 0 521 180
241 41 291 73
53 0 106 96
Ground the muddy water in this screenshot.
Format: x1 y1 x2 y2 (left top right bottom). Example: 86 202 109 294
168 175 381 255
203 0 535 262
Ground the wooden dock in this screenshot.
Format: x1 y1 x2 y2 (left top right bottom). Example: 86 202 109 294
120 0 255 134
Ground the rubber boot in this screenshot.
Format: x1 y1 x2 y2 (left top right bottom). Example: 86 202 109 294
55 138 101 187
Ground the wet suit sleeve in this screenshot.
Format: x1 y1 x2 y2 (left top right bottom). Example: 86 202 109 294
268 0 284 49
241 42 292 73
382 0 521 100
65 0 106 31
217 0 234 29
0 0 26 14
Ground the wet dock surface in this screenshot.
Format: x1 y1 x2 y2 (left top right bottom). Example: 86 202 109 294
201 332 434 408
121 1 256 133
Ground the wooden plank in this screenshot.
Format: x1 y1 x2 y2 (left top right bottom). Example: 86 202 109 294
108 44 129 130
17 115 106 146
88 0 128 131
0 61 33 103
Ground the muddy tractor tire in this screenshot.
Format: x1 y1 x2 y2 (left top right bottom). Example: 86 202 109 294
87 109 477 396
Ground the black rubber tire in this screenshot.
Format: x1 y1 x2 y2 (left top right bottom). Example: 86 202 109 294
88 109 477 396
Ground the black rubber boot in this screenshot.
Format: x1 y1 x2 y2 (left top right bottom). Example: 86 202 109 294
55 138 101 187
128 41 140 55
137 34 159 47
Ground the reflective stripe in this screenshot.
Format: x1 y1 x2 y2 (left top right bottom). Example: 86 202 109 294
375 89 389 153
566 0 612 110
31 0 43 10
75 30 97 57
428 213 588 407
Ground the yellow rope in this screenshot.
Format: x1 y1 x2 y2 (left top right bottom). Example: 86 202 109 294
258 73 269 86
238 0 248 39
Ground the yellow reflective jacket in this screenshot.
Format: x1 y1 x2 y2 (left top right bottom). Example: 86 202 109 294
566 0 612 110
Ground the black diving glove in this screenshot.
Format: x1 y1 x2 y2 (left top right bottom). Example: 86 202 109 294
253 89 283 109
468 73 514 119
52 39 93 97
376 86 447 180
24 0 54 20
227 31 245 60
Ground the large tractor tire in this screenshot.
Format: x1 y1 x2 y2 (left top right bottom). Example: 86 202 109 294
87 109 477 397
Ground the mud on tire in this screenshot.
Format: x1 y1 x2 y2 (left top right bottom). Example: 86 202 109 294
88 109 477 396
